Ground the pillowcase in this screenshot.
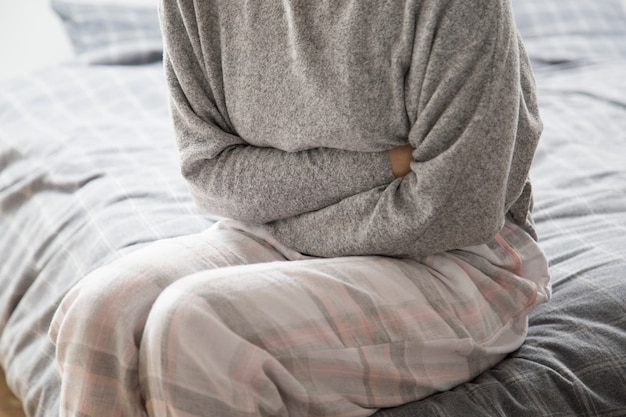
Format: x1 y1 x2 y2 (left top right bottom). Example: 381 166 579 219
51 0 162 65
513 0 626 65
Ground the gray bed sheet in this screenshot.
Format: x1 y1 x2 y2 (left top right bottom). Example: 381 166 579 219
2 6 626 417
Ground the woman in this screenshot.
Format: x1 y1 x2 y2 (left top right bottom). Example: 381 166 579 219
50 0 550 416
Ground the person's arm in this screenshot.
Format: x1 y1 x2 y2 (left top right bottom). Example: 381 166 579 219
261 0 543 258
159 0 395 224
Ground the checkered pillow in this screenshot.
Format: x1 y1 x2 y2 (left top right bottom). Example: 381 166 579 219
513 0 626 64
51 0 162 64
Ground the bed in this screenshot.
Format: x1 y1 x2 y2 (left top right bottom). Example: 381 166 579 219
1 0 625 415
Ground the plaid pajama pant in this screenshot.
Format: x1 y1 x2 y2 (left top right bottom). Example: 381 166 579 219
50 218 550 417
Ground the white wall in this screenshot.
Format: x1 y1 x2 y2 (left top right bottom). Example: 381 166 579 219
0 0 74 82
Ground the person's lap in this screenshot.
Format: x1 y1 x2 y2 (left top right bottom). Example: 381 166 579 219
51 220 548 417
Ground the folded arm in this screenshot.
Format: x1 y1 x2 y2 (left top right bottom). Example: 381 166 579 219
261 0 543 258
160 0 396 224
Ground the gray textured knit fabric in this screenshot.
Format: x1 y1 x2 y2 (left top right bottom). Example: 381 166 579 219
159 0 542 259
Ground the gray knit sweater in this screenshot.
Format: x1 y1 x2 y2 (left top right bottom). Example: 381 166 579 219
159 0 542 259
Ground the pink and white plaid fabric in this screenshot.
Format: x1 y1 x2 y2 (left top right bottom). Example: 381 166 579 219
49 218 549 417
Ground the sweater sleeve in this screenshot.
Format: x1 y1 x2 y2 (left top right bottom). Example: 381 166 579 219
262 0 543 258
159 0 395 224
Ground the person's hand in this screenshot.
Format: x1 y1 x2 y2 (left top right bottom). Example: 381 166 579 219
387 144 415 178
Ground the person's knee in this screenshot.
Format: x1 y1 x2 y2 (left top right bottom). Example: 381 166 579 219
139 274 290 415
50 258 162 349
142 275 221 345
139 277 226 397
140 271 263 371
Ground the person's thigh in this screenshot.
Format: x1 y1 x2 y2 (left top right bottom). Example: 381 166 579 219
140 252 532 417
50 227 287 417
